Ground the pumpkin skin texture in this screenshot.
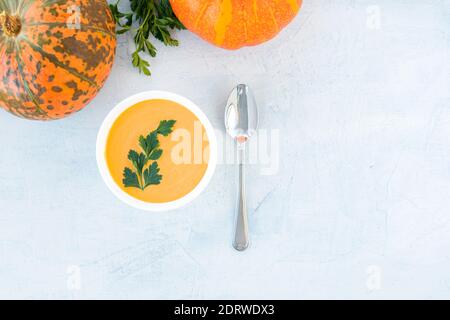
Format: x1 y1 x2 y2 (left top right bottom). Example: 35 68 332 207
169 0 302 50
0 0 116 120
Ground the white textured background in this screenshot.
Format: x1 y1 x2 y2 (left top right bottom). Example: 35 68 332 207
1 0 450 299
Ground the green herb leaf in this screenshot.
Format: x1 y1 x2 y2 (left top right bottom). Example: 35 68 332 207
109 2 122 23
123 167 141 189
148 149 163 160
117 27 131 35
143 162 162 188
110 0 185 76
122 120 176 191
132 51 151 76
128 150 147 176
157 120 176 136
139 132 159 158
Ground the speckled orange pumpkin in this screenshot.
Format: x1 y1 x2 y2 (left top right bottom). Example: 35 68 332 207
0 0 116 120
169 0 302 50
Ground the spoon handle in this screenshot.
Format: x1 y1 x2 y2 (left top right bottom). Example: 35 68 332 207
234 146 249 251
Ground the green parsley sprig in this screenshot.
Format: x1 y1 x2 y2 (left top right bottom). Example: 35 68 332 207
110 0 185 76
123 120 176 190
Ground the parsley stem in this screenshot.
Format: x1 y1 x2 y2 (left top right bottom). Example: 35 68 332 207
138 173 144 191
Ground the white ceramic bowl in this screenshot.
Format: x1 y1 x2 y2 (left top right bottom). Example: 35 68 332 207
96 91 217 211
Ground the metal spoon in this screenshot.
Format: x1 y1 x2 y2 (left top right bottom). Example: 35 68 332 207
225 84 259 251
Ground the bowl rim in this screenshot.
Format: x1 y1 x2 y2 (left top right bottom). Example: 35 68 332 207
96 90 217 212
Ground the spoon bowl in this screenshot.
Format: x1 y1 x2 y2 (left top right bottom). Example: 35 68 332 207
225 84 259 143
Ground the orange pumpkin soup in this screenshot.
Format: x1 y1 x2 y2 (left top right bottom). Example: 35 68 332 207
105 99 210 203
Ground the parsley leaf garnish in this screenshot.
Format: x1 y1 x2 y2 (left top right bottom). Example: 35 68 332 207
122 120 176 191
157 120 177 136
143 162 162 188
123 167 141 189
128 150 147 176
139 131 159 158
148 148 163 160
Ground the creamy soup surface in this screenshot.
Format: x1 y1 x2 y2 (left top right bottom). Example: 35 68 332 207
106 99 210 203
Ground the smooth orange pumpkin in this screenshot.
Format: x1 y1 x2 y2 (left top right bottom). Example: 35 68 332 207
0 0 116 120
169 0 303 50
